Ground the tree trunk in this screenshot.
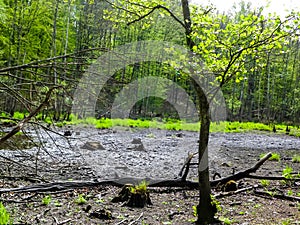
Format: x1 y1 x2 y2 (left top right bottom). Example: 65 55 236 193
181 0 217 223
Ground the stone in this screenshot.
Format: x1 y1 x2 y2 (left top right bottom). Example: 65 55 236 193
81 141 105 150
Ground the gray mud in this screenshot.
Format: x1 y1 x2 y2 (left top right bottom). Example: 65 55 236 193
1 127 299 181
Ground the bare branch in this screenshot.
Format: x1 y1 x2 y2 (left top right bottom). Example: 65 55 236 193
0 86 59 144
127 5 186 29
0 47 108 73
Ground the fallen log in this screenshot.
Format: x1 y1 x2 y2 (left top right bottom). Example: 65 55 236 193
0 179 199 194
0 152 280 194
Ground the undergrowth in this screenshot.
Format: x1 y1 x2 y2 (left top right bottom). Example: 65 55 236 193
55 115 300 136
1 112 300 136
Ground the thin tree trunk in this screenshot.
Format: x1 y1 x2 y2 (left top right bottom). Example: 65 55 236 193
51 0 59 120
181 0 217 223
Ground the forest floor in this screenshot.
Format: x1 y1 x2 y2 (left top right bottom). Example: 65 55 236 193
0 127 299 224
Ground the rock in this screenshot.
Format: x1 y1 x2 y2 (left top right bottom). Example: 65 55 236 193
81 141 105 150
127 143 145 151
176 133 183 138
222 180 237 192
131 138 142 144
63 130 72 136
89 209 112 220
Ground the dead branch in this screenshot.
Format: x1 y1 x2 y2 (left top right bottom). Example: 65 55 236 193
0 152 296 194
0 47 108 73
254 189 300 202
0 179 199 194
0 82 34 111
211 152 273 187
247 174 300 182
214 185 257 199
178 152 197 181
127 5 185 29
0 86 58 144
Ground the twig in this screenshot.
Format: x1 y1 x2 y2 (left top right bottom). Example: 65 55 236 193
214 185 257 199
57 218 72 225
128 212 143 225
114 219 128 225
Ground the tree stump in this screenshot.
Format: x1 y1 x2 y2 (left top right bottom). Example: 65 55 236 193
111 183 152 208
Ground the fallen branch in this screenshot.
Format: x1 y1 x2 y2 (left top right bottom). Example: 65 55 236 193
0 179 198 194
0 86 58 144
178 152 197 181
0 47 108 73
211 152 273 187
254 189 300 202
0 152 293 194
247 174 300 182
214 185 257 199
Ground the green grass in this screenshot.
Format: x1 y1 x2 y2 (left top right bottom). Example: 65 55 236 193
269 153 280 161
74 194 87 205
260 179 270 187
62 116 299 136
42 195 52 205
0 202 11 225
3 111 300 137
292 154 300 163
260 153 280 161
129 180 148 194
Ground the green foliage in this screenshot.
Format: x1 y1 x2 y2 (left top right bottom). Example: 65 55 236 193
260 153 280 161
260 179 270 187
192 205 198 217
292 155 300 163
0 202 10 225
13 112 25 120
269 153 280 161
265 190 277 197
286 190 293 196
282 166 293 179
129 180 148 194
220 217 234 225
42 195 52 205
54 200 62 207
74 194 87 205
210 195 222 212
224 122 271 133
281 219 292 225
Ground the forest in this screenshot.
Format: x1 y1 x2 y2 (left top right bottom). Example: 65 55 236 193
0 0 299 124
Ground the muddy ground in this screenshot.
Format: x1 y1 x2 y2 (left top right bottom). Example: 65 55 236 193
0 126 299 224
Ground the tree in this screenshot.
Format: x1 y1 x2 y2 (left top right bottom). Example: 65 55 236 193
103 0 300 224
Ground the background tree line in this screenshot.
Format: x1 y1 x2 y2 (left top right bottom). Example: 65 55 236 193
0 0 299 124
